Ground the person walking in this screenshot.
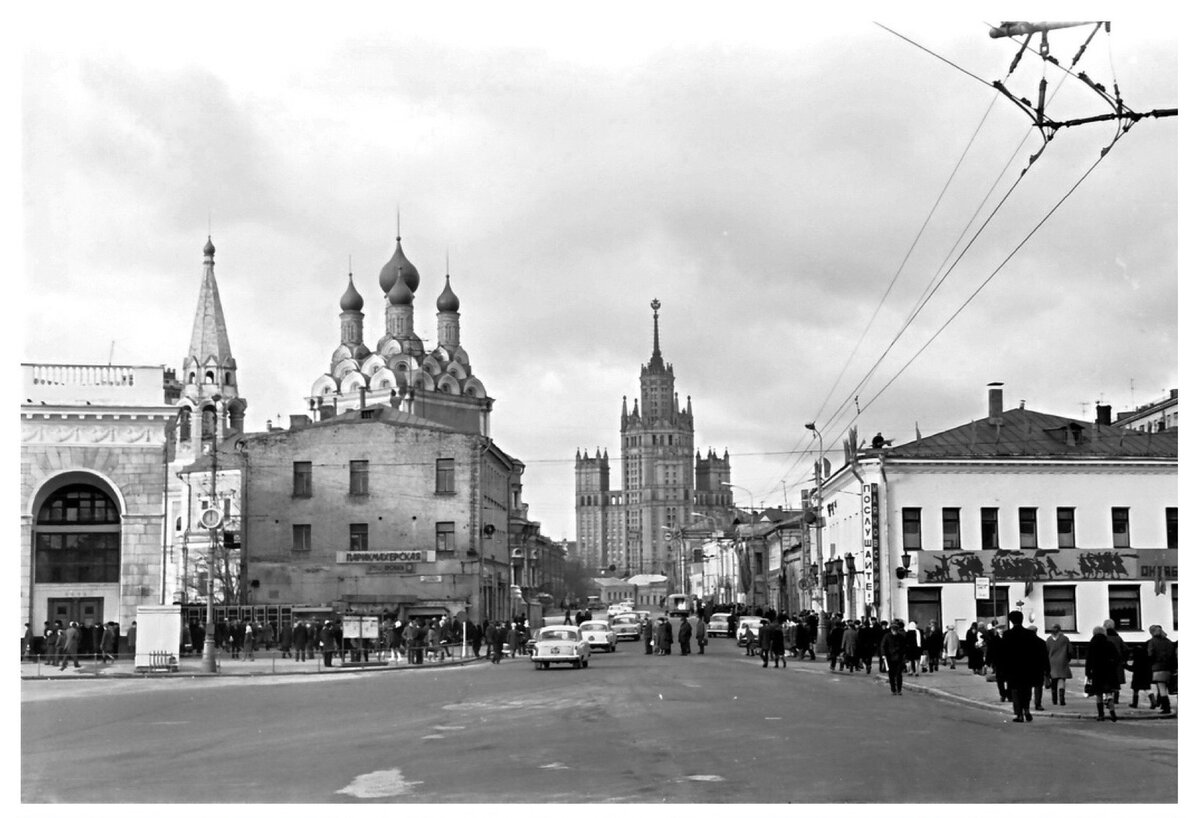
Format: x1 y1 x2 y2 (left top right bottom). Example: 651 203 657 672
922 620 942 672
126 620 137 661
319 620 337 667
695 615 708 655
904 621 922 675
506 621 522 660
964 622 982 674
1126 642 1153 709
985 621 1009 701
467 619 482 659
943 624 961 670
828 616 845 671
678 616 693 656
1030 626 1051 711
58 621 81 670
1103 619 1130 705
1145 625 1177 715
769 615 787 669
1045 623 1072 706
1085 625 1122 722
660 617 674 656
1000 610 1043 722
244 621 257 661
840 621 858 673
278 618 293 659
880 619 908 695
292 619 309 662
100 622 116 663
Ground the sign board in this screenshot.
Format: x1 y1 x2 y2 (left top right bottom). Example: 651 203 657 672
341 615 380 640
974 577 992 600
336 550 433 564
861 483 881 605
419 575 444 583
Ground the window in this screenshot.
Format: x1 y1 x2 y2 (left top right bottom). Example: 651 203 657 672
1171 583 1178 632
1042 586 1077 632
1111 507 1130 548
293 461 312 498
902 508 922 550
34 485 122 584
436 458 456 494
1107 585 1141 631
981 508 999 550
292 524 311 552
349 523 368 552
1018 507 1037 549
1165 507 1177 549
1056 507 1075 549
941 508 961 549
435 522 456 553
349 460 369 495
975 585 1009 622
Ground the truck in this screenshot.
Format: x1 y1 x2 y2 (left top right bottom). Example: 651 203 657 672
664 594 693 620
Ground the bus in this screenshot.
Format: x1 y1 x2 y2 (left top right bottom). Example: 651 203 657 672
664 594 693 619
586 595 604 611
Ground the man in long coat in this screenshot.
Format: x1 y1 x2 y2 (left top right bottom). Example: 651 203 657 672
695 616 708 655
677 617 693 656
880 619 908 694
1000 610 1045 722
58 621 81 670
642 617 653 654
292 619 309 661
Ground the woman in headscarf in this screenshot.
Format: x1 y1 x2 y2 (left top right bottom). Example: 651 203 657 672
904 621 922 675
942 624 961 670
1085 625 1121 722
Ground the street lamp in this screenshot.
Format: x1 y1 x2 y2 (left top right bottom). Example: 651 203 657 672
722 481 755 514
804 421 829 653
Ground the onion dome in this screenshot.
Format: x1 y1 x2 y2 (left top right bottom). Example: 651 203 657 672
387 271 413 305
340 273 364 311
436 275 459 312
203 236 215 257
379 235 420 295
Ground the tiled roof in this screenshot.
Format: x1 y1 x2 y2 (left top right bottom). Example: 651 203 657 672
885 408 1177 460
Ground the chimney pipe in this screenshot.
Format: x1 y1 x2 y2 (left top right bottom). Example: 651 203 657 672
1096 404 1112 426
987 382 1004 425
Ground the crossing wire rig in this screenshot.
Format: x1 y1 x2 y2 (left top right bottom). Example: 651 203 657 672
988 21 1177 168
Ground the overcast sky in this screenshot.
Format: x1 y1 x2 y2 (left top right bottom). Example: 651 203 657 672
17 6 1180 541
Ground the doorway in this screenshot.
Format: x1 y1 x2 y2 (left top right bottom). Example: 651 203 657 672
47 597 104 655
907 587 941 631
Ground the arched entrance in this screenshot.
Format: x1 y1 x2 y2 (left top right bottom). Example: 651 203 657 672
32 480 122 651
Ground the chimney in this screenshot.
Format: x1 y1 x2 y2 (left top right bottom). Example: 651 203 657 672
289 414 310 430
1096 404 1112 426
987 382 1004 426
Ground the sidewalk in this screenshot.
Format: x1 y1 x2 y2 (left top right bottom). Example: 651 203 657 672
781 655 1177 720
20 649 484 680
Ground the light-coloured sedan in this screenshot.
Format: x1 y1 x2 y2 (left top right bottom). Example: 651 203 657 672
736 617 769 647
609 612 643 641
579 620 618 652
708 612 732 637
531 625 590 669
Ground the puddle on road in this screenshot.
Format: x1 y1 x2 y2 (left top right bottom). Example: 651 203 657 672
337 768 422 798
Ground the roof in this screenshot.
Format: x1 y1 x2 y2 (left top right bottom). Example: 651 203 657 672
885 407 1177 460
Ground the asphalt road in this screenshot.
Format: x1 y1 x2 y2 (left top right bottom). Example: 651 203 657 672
22 635 1177 803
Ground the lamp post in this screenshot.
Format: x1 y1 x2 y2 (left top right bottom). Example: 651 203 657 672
804 421 829 653
200 410 220 674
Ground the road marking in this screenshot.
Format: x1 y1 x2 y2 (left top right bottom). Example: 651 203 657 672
421 734 445 740
433 725 465 731
686 775 726 782
764 717 781 720
144 721 189 726
337 769 422 798
540 762 569 770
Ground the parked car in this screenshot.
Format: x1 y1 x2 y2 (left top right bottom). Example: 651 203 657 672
736 617 768 647
579 621 618 652
708 612 732 637
531 625 590 669
607 602 634 618
609 613 643 641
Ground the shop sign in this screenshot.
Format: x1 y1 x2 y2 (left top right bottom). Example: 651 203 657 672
365 564 417 575
861 483 880 605
336 550 433 564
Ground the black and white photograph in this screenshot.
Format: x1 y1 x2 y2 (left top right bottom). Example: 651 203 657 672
15 3 1181 807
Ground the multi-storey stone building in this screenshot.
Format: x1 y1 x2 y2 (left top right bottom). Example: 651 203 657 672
575 300 733 576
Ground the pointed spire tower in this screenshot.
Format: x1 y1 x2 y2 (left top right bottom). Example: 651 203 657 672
179 236 246 453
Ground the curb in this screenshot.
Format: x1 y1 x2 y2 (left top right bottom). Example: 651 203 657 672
20 656 487 681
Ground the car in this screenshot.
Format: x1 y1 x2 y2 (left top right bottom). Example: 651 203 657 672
736 617 769 647
579 621 618 652
708 612 733 637
607 602 633 618
609 612 643 641
531 625 590 669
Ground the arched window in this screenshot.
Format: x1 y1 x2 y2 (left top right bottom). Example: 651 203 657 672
179 406 192 442
201 405 217 441
188 372 196 384
224 372 232 385
34 485 121 583
205 371 215 384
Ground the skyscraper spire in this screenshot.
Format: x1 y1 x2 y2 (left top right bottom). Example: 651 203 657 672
185 236 235 384
650 298 663 365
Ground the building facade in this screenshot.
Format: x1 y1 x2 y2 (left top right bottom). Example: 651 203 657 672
811 384 1178 642
575 300 733 575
